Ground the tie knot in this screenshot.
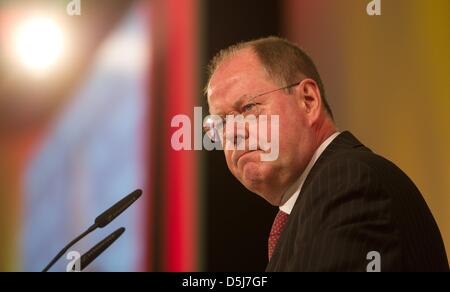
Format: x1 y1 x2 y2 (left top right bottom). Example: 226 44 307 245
268 210 289 260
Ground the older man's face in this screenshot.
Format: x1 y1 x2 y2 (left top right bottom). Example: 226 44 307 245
207 49 316 205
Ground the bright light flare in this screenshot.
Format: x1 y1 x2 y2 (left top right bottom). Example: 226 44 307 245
14 16 64 72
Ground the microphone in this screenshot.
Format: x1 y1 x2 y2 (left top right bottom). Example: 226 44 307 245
95 189 142 227
42 189 142 272
71 227 125 272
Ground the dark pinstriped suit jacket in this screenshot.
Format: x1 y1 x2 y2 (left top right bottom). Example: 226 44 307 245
266 131 449 272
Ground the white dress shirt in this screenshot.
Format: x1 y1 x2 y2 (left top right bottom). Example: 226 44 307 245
279 132 341 215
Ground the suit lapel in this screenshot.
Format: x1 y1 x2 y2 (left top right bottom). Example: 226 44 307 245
292 131 367 210
267 131 368 270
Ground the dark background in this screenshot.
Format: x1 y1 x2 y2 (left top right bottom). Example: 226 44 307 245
203 0 281 272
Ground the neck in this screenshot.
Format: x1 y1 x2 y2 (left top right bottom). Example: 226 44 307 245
274 117 337 206
313 115 338 150
261 115 338 206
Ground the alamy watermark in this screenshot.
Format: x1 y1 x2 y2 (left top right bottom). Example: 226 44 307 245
170 107 280 162
67 0 81 16
66 250 81 272
367 0 381 16
366 251 381 272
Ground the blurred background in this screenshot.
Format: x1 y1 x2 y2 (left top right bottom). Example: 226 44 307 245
0 0 448 272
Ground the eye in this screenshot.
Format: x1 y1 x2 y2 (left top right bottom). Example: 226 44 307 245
242 103 257 113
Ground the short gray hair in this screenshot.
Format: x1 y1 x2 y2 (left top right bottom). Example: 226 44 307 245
206 36 333 119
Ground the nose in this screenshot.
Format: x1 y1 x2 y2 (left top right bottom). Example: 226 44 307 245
223 117 250 150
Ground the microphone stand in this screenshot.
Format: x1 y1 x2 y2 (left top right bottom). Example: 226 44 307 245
42 223 98 272
41 189 142 272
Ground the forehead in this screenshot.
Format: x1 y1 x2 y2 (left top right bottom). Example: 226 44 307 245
207 49 270 113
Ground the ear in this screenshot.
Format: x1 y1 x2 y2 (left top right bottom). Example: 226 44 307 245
298 78 322 125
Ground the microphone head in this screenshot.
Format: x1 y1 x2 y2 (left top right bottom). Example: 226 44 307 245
73 227 126 272
95 189 142 228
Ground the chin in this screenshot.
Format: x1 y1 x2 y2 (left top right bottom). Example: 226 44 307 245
240 161 266 186
239 163 282 205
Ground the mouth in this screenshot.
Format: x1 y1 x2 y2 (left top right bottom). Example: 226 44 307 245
234 150 260 167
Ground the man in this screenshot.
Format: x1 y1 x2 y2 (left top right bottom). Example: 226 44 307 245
205 36 449 271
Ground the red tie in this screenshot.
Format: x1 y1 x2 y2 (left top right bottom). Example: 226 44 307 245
268 210 289 260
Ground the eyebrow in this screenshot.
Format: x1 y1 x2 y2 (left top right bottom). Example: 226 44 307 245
232 94 250 109
210 94 249 116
